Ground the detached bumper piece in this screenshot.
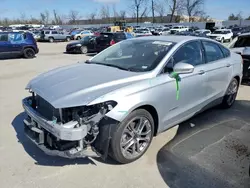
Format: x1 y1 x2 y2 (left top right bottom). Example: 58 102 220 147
22 97 99 158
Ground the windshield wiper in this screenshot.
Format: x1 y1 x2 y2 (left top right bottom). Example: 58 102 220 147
86 61 131 71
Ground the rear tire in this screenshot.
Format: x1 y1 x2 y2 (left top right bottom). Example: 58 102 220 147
221 78 239 108
49 37 54 43
23 48 35 59
109 109 154 164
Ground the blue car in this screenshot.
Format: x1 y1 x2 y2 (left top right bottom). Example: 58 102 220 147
0 32 39 59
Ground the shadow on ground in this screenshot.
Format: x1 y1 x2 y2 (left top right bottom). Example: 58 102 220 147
157 100 250 188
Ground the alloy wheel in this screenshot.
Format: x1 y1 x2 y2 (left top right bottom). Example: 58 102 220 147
120 116 152 160
226 79 238 106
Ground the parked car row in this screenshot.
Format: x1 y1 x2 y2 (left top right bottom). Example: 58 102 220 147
66 32 134 54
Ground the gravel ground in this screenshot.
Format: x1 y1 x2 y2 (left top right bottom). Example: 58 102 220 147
0 41 249 188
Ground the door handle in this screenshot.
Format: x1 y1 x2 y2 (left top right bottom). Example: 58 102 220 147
198 70 205 75
226 64 232 67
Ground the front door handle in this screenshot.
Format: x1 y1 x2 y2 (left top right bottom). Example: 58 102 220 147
198 70 205 75
226 64 232 67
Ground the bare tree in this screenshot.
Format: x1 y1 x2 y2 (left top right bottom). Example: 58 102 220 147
184 0 204 22
52 9 62 25
155 0 166 22
130 0 148 25
68 10 80 24
119 10 126 20
45 10 50 24
140 7 149 22
40 12 46 24
100 5 110 23
88 12 96 23
112 4 119 22
167 0 184 23
20 12 26 23
151 0 155 23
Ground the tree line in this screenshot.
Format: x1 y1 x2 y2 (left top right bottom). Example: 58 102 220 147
0 0 249 26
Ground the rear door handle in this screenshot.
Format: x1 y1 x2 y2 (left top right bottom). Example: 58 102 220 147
226 64 232 67
198 70 205 75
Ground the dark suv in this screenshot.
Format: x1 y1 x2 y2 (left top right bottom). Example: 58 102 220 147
0 32 39 59
95 32 133 52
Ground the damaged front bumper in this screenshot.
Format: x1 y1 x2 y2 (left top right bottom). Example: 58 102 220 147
22 97 100 158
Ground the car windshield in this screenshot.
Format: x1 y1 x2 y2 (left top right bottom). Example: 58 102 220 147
88 39 175 72
81 36 91 42
195 30 202 33
234 36 250 47
71 30 81 34
213 30 227 34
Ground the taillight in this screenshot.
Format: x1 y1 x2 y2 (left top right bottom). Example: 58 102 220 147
110 39 116 45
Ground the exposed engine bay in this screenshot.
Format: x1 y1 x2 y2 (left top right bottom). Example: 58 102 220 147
23 91 118 159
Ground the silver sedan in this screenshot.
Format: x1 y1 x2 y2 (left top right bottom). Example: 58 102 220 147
22 36 243 164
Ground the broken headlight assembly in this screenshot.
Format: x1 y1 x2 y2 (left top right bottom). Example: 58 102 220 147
63 101 117 145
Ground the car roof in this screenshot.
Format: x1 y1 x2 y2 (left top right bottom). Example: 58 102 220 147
0 31 24 34
216 29 231 31
130 36 210 43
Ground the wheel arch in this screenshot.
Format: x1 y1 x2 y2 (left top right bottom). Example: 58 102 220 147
234 75 240 86
133 104 159 136
22 46 36 54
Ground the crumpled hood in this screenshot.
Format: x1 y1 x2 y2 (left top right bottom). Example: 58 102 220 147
26 63 146 108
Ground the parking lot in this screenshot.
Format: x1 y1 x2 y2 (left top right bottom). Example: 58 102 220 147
0 42 250 188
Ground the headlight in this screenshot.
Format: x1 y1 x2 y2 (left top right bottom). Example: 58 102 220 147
70 101 117 121
76 44 82 47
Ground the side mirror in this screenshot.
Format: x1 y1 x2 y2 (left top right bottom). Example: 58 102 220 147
173 61 194 74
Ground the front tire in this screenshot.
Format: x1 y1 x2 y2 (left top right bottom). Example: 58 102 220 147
49 37 54 43
80 46 88 54
221 37 224 43
77 36 81 40
110 109 154 164
66 37 70 42
23 48 35 59
221 78 239 108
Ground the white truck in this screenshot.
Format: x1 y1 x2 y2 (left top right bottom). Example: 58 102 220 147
209 29 233 43
169 25 189 34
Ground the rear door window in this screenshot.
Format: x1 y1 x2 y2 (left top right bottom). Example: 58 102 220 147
202 41 224 63
52 31 58 34
45 31 50 34
219 45 231 58
8 33 24 43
